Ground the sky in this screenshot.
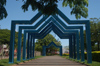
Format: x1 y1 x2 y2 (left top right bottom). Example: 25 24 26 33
0 0 100 47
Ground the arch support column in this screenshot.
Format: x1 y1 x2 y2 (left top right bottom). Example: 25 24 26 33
86 22 92 63
9 22 16 63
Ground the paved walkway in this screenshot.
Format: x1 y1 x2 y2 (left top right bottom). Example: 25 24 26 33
16 56 86 66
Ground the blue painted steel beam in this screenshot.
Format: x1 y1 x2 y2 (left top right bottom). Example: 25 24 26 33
51 17 84 62
18 16 81 60
43 42 62 56
57 8 88 24
23 31 27 60
27 33 30 60
86 22 92 63
57 9 91 63
25 24 77 39
23 25 77 58
30 35 32 58
24 25 78 59
73 35 76 59
21 20 79 60
24 22 76 38
20 18 80 60
69 36 72 58
9 12 43 63
32 37 35 58
9 22 16 63
9 8 91 63
12 12 42 24
17 21 52 61
17 28 22 61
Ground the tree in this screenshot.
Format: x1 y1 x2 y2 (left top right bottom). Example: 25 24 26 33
84 18 100 51
35 34 61 54
0 0 88 20
0 29 23 49
0 0 7 20
90 18 100 51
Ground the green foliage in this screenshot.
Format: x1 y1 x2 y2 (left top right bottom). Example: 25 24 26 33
90 18 100 51
0 56 43 66
0 0 89 20
85 52 100 62
62 53 69 56
35 34 61 53
84 18 100 51
0 0 8 20
67 55 100 66
22 0 88 19
22 0 58 15
0 29 10 44
0 29 23 49
63 0 88 19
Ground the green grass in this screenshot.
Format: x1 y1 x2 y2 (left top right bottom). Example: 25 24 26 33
0 56 43 66
61 56 100 66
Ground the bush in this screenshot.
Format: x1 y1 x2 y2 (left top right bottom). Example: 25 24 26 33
85 51 100 62
63 53 69 56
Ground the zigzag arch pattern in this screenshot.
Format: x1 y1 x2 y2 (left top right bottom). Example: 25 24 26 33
42 42 62 56
9 8 92 64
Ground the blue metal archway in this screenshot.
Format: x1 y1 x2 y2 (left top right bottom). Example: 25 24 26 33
9 8 92 64
42 42 62 56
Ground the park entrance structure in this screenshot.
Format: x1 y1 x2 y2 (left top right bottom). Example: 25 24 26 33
42 41 62 56
9 8 92 63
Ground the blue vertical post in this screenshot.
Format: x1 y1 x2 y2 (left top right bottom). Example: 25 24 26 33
76 32 80 60
44 47 46 56
32 37 35 58
42 46 45 56
17 28 22 61
29 34 31 59
9 22 16 63
72 35 74 59
30 35 32 58
69 37 71 58
80 28 85 62
42 47 46 56
23 32 26 60
86 22 92 63
29 35 31 58
73 35 76 59
27 33 30 59
60 46 62 56
69 36 73 58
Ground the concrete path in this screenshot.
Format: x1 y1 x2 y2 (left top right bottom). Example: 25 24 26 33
16 56 86 66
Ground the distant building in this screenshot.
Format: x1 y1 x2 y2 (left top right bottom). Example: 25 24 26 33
62 46 69 54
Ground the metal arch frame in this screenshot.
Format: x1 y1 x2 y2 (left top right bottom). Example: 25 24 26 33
42 42 62 56
17 17 84 61
23 22 79 60
15 19 80 61
9 8 92 63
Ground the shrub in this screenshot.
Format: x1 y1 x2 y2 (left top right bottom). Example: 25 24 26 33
63 53 69 56
85 51 100 62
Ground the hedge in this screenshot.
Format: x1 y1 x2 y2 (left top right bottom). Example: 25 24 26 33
62 53 69 56
85 51 100 62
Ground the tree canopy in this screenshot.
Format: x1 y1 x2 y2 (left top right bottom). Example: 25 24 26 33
0 0 88 20
35 34 61 54
0 0 7 20
84 18 100 51
90 18 100 51
0 29 23 49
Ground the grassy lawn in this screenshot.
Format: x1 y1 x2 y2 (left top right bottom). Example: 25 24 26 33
62 56 100 66
0 56 43 66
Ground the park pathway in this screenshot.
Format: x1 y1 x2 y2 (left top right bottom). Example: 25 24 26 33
16 56 86 66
